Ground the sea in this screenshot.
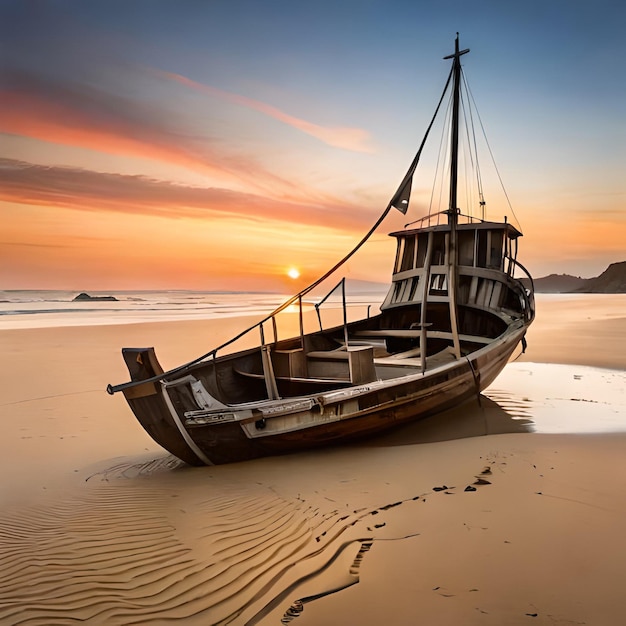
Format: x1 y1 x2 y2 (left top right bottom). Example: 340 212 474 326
0 289 388 330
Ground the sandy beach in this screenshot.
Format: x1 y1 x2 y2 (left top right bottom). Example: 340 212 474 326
1 294 625 625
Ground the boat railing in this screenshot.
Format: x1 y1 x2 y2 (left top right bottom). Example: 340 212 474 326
403 210 485 230
203 276 363 360
507 257 535 322
247 276 373 355
314 277 350 347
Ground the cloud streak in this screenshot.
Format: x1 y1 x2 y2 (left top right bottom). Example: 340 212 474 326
160 71 374 153
0 159 373 232
0 70 317 199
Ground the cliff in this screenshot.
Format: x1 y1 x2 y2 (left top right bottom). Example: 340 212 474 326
530 273 587 293
526 262 626 293
574 261 626 293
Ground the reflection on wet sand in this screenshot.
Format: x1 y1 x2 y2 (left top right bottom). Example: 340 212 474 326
369 393 534 448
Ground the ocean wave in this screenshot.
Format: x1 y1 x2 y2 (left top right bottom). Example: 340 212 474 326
0 290 384 329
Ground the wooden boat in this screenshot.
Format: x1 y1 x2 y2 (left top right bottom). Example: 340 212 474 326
107 36 535 465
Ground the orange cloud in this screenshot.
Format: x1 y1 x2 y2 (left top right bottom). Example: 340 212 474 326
160 71 374 153
0 72 313 200
0 159 378 232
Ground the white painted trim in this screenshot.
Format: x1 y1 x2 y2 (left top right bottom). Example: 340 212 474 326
161 384 214 466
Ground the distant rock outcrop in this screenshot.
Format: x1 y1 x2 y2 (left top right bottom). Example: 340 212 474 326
73 292 118 302
531 273 587 293
574 261 626 293
526 261 626 293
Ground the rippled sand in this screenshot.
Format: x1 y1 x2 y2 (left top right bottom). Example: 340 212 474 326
1 294 624 625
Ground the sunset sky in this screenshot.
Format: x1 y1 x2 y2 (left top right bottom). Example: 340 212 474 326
1 0 624 291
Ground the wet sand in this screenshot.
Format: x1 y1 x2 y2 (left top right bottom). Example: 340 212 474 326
0 294 625 625
516 294 626 370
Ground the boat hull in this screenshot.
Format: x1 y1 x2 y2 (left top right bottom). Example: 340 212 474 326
123 324 527 465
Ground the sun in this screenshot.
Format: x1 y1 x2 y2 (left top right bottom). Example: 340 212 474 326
287 267 300 280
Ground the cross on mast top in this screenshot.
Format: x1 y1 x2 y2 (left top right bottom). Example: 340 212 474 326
443 33 470 62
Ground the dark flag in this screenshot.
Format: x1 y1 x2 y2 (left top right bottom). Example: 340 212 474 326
390 175 412 214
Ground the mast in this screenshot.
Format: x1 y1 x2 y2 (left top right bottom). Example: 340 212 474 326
444 34 469 360
444 34 469 225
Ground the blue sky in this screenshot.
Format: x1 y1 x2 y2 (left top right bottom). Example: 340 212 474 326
1 0 624 289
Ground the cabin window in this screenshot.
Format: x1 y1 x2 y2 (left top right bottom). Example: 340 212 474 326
429 273 448 294
432 233 446 266
391 278 418 304
489 231 504 269
458 230 475 266
393 280 403 301
477 230 488 267
415 233 429 267
398 281 408 301
394 238 405 273
400 236 416 272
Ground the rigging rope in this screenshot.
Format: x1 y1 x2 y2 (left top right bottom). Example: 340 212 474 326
108 65 456 393
461 71 486 219
429 93 453 224
463 71 523 232
0 389 101 407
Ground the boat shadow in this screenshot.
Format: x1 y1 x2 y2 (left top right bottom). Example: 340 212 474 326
361 391 534 448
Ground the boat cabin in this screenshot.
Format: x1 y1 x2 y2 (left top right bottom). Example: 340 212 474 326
382 220 524 313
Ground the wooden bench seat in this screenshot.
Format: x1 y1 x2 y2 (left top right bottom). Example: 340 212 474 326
306 345 376 385
234 368 351 385
306 349 350 360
